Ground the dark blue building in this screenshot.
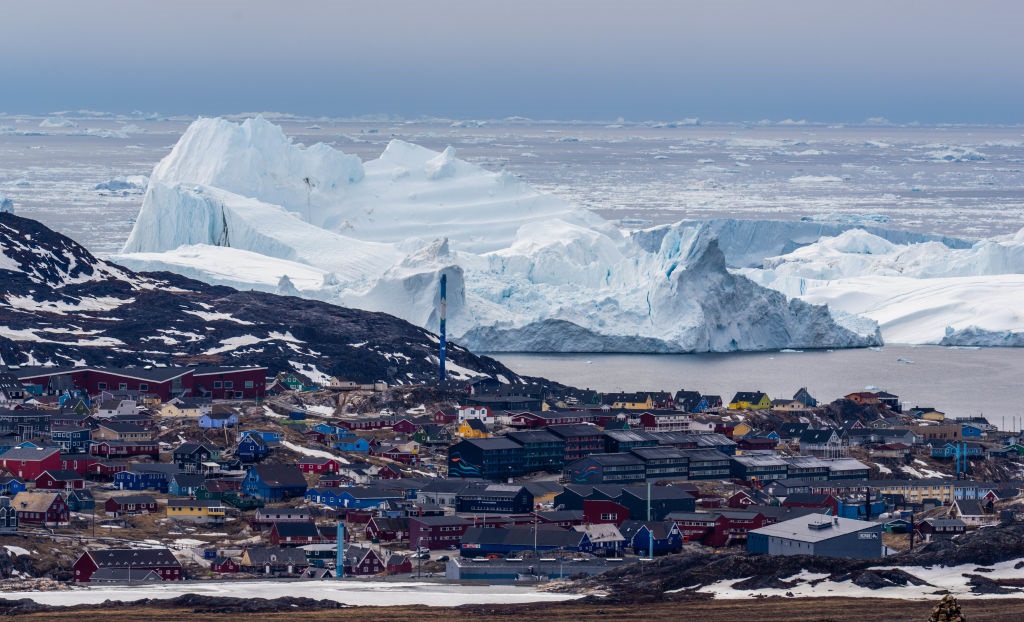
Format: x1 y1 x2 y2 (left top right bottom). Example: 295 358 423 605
447 438 525 480
455 484 534 514
506 430 565 473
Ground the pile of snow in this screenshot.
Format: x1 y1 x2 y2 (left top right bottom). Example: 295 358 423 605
744 228 1024 345
114 116 880 353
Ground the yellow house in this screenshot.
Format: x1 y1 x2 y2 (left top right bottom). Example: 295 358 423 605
872 479 955 504
457 419 490 439
604 392 655 410
729 392 772 410
921 410 946 422
166 499 226 523
159 397 211 419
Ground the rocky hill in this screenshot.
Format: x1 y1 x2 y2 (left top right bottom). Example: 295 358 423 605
0 212 520 384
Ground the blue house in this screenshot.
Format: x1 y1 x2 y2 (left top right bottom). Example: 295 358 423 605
241 464 307 501
334 438 370 454
114 470 170 493
618 520 684 556
306 487 345 507
0 475 26 496
238 430 281 443
168 472 206 497
67 489 94 512
837 497 887 520
199 412 239 429
314 423 346 437
961 424 984 439
237 433 270 462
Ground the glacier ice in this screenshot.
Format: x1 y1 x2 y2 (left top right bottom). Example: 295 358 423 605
744 228 1024 345
116 116 882 353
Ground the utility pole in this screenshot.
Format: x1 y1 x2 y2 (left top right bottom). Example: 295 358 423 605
647 481 654 560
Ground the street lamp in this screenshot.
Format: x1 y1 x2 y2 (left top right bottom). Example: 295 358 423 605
417 537 424 579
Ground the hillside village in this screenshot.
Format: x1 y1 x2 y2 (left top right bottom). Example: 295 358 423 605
0 362 1023 588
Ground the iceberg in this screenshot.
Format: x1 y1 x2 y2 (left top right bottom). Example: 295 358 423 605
744 228 1024 345
115 116 880 353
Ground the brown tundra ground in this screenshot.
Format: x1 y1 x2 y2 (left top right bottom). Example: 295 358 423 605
12 597 1024 622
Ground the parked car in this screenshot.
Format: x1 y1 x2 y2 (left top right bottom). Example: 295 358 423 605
437 555 450 562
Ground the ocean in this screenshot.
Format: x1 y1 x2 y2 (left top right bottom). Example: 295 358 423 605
492 346 1024 430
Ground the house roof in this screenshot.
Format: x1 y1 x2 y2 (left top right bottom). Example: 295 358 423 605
0 446 60 461
619 520 677 540
37 469 83 481
167 499 222 508
750 515 880 543
244 547 306 565
251 464 307 488
273 521 321 538
546 424 602 439
11 491 62 512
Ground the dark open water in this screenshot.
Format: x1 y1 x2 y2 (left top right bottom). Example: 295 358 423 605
492 346 1024 430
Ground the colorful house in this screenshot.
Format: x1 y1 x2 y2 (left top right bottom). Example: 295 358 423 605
73 548 183 583
241 464 308 501
12 491 69 525
166 499 226 524
457 418 490 439
728 392 772 410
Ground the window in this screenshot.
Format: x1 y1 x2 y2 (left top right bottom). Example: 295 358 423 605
224 381 233 388
235 391 243 399
139 383 148 391
213 381 222 388
97 382 107 390
245 381 254 389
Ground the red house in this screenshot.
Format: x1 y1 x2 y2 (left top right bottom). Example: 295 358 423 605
343 545 385 576
268 521 323 546
409 515 473 550
15 366 266 402
90 440 160 459
385 554 412 575
365 516 409 542
582 499 629 527
375 464 405 479
391 419 419 434
432 409 456 425
781 493 839 516
87 461 128 480
105 495 158 516
297 457 340 474
60 455 99 477
12 491 69 525
73 548 182 582
34 470 86 490
0 447 62 480
211 556 240 573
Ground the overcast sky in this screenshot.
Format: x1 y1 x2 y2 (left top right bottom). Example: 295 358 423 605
2 0 1021 123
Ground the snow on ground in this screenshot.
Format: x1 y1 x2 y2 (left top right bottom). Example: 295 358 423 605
280 440 349 464
183 309 254 325
4 545 30 556
5 580 578 607
304 404 335 416
688 557 1024 600
262 406 285 419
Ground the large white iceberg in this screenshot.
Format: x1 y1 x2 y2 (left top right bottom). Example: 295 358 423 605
743 228 1024 345
116 116 880 352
